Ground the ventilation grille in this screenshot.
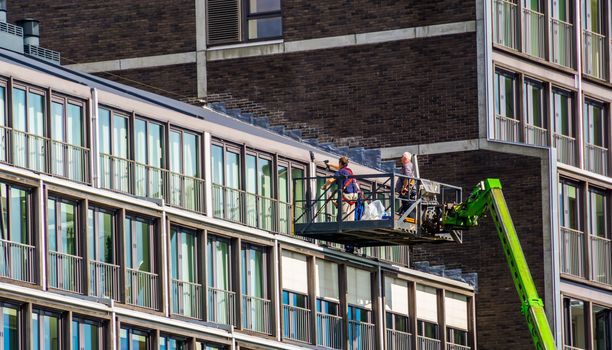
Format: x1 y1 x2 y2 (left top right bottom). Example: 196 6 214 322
24 45 60 64
0 22 23 36
207 0 240 45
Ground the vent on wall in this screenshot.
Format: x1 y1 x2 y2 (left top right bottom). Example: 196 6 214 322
207 0 240 45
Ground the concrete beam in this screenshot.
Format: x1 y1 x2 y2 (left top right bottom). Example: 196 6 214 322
65 52 197 73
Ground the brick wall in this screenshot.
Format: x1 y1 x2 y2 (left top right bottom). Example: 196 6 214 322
7 0 196 63
207 33 478 148
413 150 546 350
283 0 476 41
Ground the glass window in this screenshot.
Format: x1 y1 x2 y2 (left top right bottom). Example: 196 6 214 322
563 297 586 349
246 0 282 40
523 79 545 128
207 235 230 290
134 118 164 198
47 197 78 255
447 327 469 346
0 182 29 244
553 89 574 136
98 108 129 192
169 130 199 176
87 207 115 263
582 0 603 32
559 180 580 230
124 216 154 272
494 70 517 119
386 312 409 333
0 85 5 127
160 335 188 350
592 305 611 350
72 317 102 350
171 226 197 283
589 188 607 238
32 309 60 350
417 320 439 339
551 0 574 22
583 101 606 147
0 302 19 350
241 243 267 298
120 327 149 350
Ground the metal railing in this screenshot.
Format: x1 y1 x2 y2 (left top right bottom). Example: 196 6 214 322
584 144 608 176
560 227 585 278
582 30 607 80
282 304 311 343
348 320 376 350
553 134 576 166
88 260 120 300
447 344 471 350
100 154 205 213
242 295 272 334
48 251 83 293
50 139 89 183
494 114 520 142
387 329 412 350
524 124 548 146
362 245 410 266
0 239 35 283
550 18 574 68
563 346 585 350
317 313 344 349
207 287 235 325
126 268 159 310
172 279 202 319
522 7 545 58
590 235 611 285
417 335 442 350
493 0 518 49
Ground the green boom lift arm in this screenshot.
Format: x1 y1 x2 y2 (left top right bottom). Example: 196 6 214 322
442 179 557 350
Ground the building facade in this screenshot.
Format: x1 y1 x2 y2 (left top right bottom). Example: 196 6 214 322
5 0 612 349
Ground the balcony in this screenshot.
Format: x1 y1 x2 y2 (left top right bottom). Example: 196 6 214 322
387 329 412 350
584 144 608 176
0 239 35 283
494 114 520 142
550 18 574 67
590 235 611 285
172 279 202 319
100 154 205 213
348 320 376 350
282 304 311 343
417 336 441 350
553 134 577 166
522 7 545 58
48 251 83 293
447 344 471 350
582 30 607 80
560 227 585 278
492 0 518 50
207 287 235 325
524 124 548 146
242 294 272 334
0 126 90 183
88 260 120 300
126 268 159 310
317 313 344 349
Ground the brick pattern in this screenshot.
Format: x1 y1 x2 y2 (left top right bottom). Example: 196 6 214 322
412 150 545 350
7 0 196 63
207 33 479 148
283 0 476 41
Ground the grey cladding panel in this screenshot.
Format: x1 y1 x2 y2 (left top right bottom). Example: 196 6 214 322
208 0 241 45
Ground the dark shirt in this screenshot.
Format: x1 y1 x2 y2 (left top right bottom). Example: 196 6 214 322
335 167 358 193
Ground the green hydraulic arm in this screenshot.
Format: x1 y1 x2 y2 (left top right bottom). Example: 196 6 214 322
442 179 557 350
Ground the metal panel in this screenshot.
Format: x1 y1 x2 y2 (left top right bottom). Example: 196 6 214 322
207 0 241 45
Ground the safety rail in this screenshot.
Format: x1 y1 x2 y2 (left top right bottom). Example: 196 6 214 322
88 260 120 300
48 251 83 293
492 0 518 49
584 144 608 176
362 245 410 265
417 335 442 350
522 7 545 58
242 295 272 334
99 153 205 213
560 227 585 278
387 329 412 350
550 18 574 67
50 139 89 183
524 124 548 146
553 133 576 166
0 21 24 36
172 279 202 319
563 346 585 350
207 287 235 325
494 114 520 143
0 239 36 283
590 235 611 285
316 313 344 349
447 344 471 350
126 268 159 310
348 320 376 350
282 304 311 343
582 30 607 80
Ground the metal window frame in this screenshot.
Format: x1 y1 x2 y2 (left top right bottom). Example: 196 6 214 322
240 242 269 299
32 308 63 350
0 301 22 349
242 0 283 42
124 214 156 272
87 205 117 264
47 195 80 256
134 116 166 169
170 224 199 283
71 316 105 350
207 234 232 290
0 181 33 244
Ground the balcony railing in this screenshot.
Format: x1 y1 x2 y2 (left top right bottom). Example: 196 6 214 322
282 304 311 343
0 126 90 183
524 124 548 146
88 260 120 300
553 134 576 166
126 268 159 310
100 154 205 213
387 329 412 350
584 144 608 176
48 251 83 293
172 279 202 319
550 18 574 68
317 313 344 349
493 0 518 49
417 335 442 350
583 30 607 80
242 294 272 334
0 239 35 283
348 320 376 350
447 344 471 350
362 245 410 266
560 227 585 278
590 235 611 285
208 287 235 325
563 346 585 350
494 114 520 142
522 8 545 58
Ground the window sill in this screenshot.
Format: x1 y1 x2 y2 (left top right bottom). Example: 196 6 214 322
207 39 284 52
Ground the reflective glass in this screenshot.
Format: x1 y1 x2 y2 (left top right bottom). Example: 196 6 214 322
67 103 82 146
2 306 18 350
11 88 26 131
212 145 223 185
183 132 198 177
113 115 128 158
248 0 280 13
247 17 282 40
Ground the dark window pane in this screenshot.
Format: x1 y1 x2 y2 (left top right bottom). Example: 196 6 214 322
248 17 282 40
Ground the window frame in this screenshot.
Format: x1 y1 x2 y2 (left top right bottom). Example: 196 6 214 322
242 0 283 42
207 234 232 291
240 242 269 299
47 195 80 256
0 301 22 349
170 224 199 284
72 316 104 350
0 181 32 244
124 214 157 273
32 308 63 350
87 205 117 265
